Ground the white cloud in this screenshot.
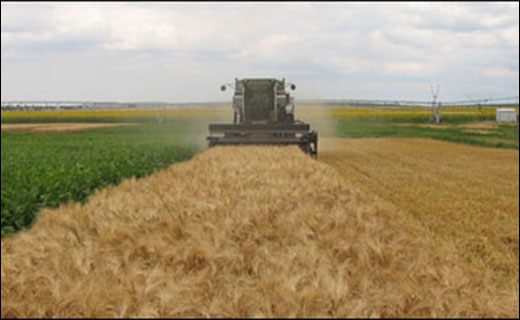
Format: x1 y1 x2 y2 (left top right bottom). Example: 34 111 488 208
483 66 518 78
1 2 518 102
383 61 435 76
232 34 301 60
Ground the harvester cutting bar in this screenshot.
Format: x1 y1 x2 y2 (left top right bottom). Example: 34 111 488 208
208 137 306 144
207 123 318 158
208 123 310 134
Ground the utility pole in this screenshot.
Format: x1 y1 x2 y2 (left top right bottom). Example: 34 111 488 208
430 84 441 123
156 106 165 125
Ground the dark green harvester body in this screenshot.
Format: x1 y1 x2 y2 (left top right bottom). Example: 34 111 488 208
207 78 318 157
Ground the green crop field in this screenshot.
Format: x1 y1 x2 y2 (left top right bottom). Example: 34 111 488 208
333 118 519 149
1 121 201 236
297 106 519 149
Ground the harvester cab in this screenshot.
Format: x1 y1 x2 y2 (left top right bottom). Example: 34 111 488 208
207 78 318 157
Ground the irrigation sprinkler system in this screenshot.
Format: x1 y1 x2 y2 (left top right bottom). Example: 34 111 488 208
430 84 441 123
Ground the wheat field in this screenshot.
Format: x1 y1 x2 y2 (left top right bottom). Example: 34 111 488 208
320 138 519 288
1 145 517 318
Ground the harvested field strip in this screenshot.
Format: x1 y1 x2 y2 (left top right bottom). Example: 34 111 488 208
1 146 517 318
1 123 137 133
320 138 519 288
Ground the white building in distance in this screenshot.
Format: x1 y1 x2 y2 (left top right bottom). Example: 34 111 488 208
496 108 518 122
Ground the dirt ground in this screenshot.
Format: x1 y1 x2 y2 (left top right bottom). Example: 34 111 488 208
1 122 136 133
396 123 453 130
460 122 514 130
397 121 517 131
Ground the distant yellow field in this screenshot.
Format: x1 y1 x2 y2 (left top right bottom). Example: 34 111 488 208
327 106 518 118
0 106 232 120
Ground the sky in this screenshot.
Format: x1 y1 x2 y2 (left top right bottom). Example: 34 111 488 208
1 2 519 103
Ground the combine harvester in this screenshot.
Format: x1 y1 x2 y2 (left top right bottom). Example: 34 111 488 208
207 78 318 157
